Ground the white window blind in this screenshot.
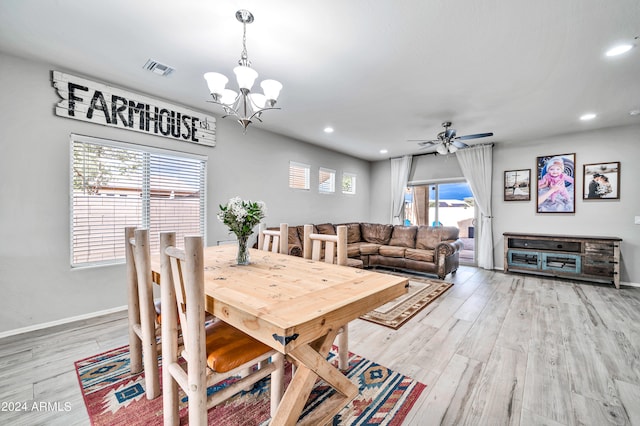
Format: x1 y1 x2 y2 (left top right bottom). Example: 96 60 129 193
319 167 336 193
71 135 206 267
289 161 310 190
342 172 357 194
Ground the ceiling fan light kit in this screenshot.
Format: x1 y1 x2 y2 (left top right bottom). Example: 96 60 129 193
411 121 494 155
204 10 282 132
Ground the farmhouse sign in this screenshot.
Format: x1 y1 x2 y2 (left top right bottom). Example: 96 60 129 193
52 71 216 147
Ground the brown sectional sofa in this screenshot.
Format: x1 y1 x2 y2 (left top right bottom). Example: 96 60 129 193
284 222 464 279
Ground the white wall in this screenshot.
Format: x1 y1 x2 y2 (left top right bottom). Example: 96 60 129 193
0 53 371 333
492 126 640 284
371 125 640 285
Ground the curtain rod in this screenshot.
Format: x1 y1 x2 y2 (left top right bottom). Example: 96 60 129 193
388 143 494 160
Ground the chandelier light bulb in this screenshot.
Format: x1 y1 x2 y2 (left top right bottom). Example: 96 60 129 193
233 65 258 90
204 72 228 97
436 144 448 155
261 79 283 102
220 89 238 105
448 144 458 153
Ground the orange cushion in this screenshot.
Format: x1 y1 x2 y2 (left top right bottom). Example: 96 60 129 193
205 321 272 373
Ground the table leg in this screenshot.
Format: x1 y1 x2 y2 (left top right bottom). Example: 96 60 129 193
270 328 359 426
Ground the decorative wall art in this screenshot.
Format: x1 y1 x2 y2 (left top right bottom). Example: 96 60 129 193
536 153 575 213
504 169 531 201
583 162 620 200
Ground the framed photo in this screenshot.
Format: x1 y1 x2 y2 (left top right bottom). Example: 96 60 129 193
536 153 575 213
504 169 531 201
583 162 620 200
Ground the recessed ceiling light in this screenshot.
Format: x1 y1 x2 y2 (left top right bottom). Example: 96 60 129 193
605 44 633 57
379 149 388 154
580 113 597 121
323 127 334 133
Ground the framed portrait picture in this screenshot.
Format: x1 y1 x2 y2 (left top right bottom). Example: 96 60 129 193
583 162 620 200
536 153 575 213
504 169 531 201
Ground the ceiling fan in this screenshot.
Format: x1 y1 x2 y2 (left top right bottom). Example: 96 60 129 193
410 121 494 154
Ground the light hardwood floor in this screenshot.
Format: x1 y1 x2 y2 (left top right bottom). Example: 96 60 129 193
1 266 639 425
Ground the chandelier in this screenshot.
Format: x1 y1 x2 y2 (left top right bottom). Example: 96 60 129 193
204 10 282 131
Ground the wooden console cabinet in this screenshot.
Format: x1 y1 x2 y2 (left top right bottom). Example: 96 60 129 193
503 232 621 288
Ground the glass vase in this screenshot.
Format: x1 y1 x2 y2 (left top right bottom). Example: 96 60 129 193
236 234 250 265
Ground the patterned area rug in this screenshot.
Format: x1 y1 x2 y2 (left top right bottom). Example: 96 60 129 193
75 345 425 425
360 273 453 329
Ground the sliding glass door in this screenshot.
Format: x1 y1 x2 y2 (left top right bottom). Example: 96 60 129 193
404 181 476 264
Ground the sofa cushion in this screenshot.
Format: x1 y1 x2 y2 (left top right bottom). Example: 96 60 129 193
347 242 365 257
379 245 406 258
316 223 336 235
405 248 434 262
359 243 381 255
389 226 417 248
288 226 303 247
440 226 460 241
361 223 393 245
415 226 442 250
337 223 362 244
345 257 364 269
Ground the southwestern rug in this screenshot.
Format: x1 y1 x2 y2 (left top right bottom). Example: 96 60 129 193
359 272 453 329
75 345 425 425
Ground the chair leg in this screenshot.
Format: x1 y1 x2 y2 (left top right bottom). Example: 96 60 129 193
161 232 180 425
338 325 349 371
270 352 285 417
129 328 142 374
141 334 160 399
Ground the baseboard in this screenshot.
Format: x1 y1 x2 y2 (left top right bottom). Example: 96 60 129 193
493 266 640 288
0 305 128 340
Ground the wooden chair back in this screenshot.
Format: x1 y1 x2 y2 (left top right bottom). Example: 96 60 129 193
301 224 350 370
159 232 284 424
303 224 348 265
125 227 160 399
258 223 289 254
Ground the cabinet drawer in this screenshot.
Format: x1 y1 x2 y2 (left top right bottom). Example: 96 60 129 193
583 264 614 277
585 242 615 256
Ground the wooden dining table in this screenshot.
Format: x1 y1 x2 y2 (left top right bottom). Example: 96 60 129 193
152 244 408 425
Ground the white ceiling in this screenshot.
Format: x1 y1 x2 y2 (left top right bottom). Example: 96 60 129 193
1 0 638 161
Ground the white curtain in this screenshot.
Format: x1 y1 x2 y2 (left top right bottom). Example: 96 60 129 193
390 155 413 225
456 145 494 269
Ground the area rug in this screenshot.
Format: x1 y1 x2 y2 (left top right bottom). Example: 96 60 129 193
360 273 453 329
75 345 425 425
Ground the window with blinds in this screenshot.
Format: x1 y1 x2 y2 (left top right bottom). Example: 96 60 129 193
71 135 206 267
342 172 357 195
289 161 310 190
319 167 336 193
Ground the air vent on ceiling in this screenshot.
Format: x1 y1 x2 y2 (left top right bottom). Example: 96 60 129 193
143 59 175 77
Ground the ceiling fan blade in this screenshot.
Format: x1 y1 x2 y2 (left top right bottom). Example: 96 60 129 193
452 140 469 149
445 128 456 139
456 132 494 141
416 140 438 147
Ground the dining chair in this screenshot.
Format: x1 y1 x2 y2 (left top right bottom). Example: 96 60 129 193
302 224 351 370
159 232 284 426
125 227 161 399
258 222 289 254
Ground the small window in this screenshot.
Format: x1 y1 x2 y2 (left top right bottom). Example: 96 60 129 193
289 161 310 190
319 167 336 193
342 172 357 195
